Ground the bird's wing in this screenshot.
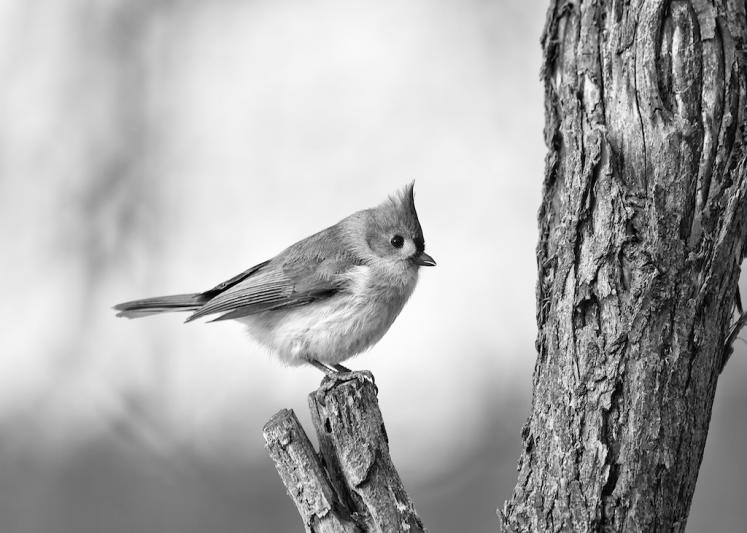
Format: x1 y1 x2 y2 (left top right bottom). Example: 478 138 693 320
202 260 272 297
187 227 360 322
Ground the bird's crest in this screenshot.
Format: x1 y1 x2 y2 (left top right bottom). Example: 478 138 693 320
381 182 422 235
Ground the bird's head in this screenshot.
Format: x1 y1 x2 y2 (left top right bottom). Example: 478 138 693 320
355 182 436 270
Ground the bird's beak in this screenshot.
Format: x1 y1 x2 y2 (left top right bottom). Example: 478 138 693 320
413 251 436 267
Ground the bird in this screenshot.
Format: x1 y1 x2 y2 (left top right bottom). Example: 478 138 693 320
113 183 435 375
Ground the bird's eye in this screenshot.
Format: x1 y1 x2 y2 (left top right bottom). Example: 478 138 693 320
390 235 404 248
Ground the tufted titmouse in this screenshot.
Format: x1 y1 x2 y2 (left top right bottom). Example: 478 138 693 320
114 183 435 374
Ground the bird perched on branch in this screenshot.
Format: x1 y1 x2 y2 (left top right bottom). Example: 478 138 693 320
114 183 435 374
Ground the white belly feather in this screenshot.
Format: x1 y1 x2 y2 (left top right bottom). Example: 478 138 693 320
238 265 417 365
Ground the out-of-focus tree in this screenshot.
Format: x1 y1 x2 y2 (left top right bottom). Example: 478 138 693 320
502 1 747 531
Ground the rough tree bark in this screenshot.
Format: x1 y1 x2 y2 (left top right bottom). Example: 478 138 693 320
502 1 747 532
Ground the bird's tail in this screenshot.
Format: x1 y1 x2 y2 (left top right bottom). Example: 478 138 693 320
113 293 207 319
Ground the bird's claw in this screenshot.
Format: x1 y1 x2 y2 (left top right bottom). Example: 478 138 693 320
322 369 378 394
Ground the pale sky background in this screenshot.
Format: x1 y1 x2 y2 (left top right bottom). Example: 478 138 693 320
0 1 745 532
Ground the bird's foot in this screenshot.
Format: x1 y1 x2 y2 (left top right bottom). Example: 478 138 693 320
305 359 377 392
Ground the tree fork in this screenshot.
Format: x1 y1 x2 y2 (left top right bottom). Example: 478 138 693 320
501 1 747 532
264 373 426 533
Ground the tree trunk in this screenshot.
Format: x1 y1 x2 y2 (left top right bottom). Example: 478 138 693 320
501 1 747 532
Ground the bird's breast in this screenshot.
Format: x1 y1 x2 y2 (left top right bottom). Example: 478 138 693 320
240 264 418 365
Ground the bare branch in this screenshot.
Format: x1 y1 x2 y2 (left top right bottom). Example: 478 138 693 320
265 372 426 532
263 409 361 533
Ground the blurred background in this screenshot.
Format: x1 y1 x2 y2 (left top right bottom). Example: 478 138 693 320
0 0 744 531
